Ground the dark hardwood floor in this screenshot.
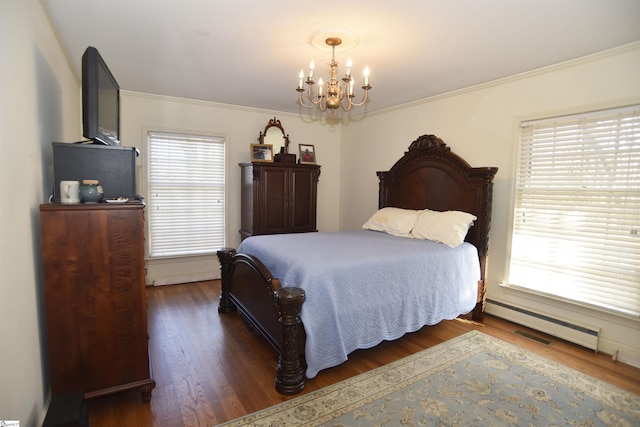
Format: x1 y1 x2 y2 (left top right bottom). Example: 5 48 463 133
88 280 640 426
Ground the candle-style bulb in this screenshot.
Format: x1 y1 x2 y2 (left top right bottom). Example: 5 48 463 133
363 66 370 86
309 60 315 79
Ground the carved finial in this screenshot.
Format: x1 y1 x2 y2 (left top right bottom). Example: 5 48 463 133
408 135 449 152
268 117 281 127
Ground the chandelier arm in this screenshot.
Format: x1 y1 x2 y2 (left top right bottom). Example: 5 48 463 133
296 91 315 108
338 81 347 102
299 93 328 111
297 85 327 109
343 88 370 109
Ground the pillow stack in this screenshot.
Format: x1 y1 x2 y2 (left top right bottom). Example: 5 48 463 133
363 207 477 247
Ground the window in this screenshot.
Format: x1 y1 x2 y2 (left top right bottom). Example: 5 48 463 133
508 105 640 318
147 131 225 258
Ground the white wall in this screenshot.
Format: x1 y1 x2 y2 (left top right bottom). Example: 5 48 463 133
340 43 640 367
120 93 342 285
0 0 81 425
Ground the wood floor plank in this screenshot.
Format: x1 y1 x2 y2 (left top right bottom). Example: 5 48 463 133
87 280 640 426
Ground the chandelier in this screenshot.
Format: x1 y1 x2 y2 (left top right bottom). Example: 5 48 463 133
296 37 371 113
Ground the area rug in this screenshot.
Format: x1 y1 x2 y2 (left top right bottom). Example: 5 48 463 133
218 330 640 426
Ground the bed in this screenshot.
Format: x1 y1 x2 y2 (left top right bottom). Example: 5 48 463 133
216 134 498 394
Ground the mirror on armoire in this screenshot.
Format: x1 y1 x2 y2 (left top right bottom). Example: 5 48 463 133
258 117 296 164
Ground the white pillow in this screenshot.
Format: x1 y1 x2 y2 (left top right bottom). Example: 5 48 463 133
362 207 420 237
411 209 477 247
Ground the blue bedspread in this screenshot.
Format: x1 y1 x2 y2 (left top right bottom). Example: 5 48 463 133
238 230 480 378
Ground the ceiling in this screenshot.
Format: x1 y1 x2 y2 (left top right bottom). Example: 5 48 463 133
42 0 640 116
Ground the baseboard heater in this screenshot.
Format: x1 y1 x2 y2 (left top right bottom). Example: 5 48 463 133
486 299 600 352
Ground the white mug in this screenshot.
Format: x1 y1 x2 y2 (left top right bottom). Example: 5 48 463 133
60 180 80 203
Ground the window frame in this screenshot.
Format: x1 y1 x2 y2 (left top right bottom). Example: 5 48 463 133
146 130 227 259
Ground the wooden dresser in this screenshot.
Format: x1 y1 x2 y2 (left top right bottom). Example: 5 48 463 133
240 162 321 240
39 202 155 402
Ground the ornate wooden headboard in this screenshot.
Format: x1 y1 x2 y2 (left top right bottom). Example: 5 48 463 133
377 135 498 257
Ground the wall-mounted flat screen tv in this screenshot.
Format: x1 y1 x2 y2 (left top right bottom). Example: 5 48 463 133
82 46 120 145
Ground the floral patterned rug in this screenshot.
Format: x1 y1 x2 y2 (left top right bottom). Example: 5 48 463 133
219 330 640 426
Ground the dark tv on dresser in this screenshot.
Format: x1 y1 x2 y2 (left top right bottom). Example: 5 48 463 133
82 46 120 146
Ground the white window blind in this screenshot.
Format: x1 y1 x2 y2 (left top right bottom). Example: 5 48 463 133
148 131 225 258
509 105 640 318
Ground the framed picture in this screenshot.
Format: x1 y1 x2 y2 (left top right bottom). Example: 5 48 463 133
299 144 316 164
250 144 274 162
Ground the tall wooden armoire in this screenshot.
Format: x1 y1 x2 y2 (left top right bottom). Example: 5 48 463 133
239 162 321 240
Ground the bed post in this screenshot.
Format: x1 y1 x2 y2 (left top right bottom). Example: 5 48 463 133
216 247 237 313
471 167 496 323
274 287 306 394
473 257 488 322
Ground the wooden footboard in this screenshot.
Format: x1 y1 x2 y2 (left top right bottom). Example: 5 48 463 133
216 248 306 394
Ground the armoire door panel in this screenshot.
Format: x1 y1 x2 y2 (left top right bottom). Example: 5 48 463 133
290 169 316 232
260 167 288 234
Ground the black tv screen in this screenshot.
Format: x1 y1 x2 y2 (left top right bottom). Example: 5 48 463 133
82 47 120 145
